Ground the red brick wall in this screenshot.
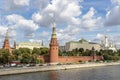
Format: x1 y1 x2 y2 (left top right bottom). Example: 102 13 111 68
39 55 103 63
39 55 50 63
39 56 45 62
58 56 103 63
58 56 93 63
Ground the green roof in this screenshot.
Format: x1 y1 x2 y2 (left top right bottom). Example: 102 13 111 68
79 38 88 43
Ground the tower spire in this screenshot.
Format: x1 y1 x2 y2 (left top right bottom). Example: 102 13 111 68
41 40 44 46
14 40 16 49
52 22 57 38
5 29 9 39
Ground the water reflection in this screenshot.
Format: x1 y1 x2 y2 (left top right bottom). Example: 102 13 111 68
0 65 120 80
49 71 59 80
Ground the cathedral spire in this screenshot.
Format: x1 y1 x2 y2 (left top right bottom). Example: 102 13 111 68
41 40 44 46
14 41 16 49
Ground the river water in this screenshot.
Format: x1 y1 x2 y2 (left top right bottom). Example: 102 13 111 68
0 65 120 80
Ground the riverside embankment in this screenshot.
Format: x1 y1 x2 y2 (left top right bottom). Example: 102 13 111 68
0 62 120 76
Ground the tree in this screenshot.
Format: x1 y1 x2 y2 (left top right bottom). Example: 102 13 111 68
40 47 49 55
79 48 84 53
19 48 31 54
79 48 84 56
0 49 11 64
30 54 37 64
21 53 31 64
12 49 21 61
32 48 41 55
83 49 91 56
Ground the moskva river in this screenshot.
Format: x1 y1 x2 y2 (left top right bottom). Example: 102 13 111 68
0 65 120 80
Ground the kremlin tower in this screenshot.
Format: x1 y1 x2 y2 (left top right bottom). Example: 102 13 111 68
49 22 59 64
2 30 12 53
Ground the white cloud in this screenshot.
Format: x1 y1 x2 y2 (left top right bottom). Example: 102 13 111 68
31 1 103 45
81 7 103 30
31 0 49 10
0 26 17 47
2 0 30 11
105 0 120 26
111 0 120 6
57 25 80 45
32 0 82 27
105 6 120 26
13 0 30 6
6 14 24 23
96 33 104 40
0 0 108 46
110 35 120 49
58 25 80 35
31 0 84 45
8 28 17 39
92 33 105 43
0 26 8 38
39 31 50 38
32 13 43 24
29 39 41 43
6 14 39 37
0 26 17 48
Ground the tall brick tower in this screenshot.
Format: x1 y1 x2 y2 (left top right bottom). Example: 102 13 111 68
49 22 59 64
3 30 12 53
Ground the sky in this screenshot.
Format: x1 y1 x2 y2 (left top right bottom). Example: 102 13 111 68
0 0 120 48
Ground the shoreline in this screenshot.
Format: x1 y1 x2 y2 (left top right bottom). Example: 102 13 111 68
0 62 120 76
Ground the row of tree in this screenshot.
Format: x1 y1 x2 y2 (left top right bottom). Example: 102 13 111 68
0 47 120 65
0 47 49 65
59 48 120 61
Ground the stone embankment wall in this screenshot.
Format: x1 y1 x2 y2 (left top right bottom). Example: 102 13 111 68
0 62 120 76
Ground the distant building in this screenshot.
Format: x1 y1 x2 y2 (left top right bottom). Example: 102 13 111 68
59 38 101 52
100 35 117 51
59 46 66 52
16 42 44 50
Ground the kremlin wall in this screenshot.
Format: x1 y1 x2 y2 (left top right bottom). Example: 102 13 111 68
2 23 103 64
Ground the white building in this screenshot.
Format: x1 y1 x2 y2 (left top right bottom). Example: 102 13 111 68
16 42 44 50
100 35 117 51
59 39 101 51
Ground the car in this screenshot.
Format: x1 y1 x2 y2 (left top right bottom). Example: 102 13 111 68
3 64 10 68
10 63 17 67
57 63 62 65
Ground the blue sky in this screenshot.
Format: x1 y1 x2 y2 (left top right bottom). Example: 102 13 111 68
0 0 120 48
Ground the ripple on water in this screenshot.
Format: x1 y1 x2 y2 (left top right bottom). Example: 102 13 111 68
0 65 120 80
